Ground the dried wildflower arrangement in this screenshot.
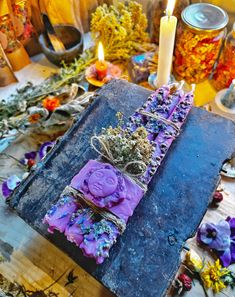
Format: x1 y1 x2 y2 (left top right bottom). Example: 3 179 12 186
0 2 155 150
1 2 153 120
97 113 154 174
91 2 155 61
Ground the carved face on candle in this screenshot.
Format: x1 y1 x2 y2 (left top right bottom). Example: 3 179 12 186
70 160 145 223
88 169 118 197
71 161 127 209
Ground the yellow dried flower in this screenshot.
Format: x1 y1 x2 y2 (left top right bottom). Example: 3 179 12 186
185 250 203 272
200 260 229 294
91 2 155 62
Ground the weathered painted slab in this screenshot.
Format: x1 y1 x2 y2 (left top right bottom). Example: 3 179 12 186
8 79 235 297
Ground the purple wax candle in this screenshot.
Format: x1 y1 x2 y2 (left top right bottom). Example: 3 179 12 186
127 86 170 135
43 196 79 234
141 90 194 184
127 86 184 142
65 208 94 246
70 160 144 223
79 219 120 264
43 85 194 265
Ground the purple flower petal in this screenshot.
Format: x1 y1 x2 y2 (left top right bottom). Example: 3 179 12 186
210 221 231 251
39 141 55 160
25 151 37 160
199 218 235 267
7 175 22 190
226 217 235 238
197 221 231 251
197 223 215 245
219 248 231 267
1 181 12 198
1 175 21 198
230 241 235 262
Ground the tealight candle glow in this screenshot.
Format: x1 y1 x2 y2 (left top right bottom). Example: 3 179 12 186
156 0 177 87
95 42 108 81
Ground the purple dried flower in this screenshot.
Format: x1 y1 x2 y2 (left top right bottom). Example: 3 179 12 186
24 151 37 160
197 221 231 251
20 151 38 166
20 158 28 166
197 220 235 267
222 217 235 266
39 141 55 160
1 175 21 199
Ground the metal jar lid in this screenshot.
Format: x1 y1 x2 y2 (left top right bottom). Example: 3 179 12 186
181 3 228 32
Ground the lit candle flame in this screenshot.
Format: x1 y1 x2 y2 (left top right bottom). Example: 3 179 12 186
166 0 176 17
98 42 105 61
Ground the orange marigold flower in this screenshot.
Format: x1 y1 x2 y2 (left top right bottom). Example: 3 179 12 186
28 113 41 123
42 97 60 112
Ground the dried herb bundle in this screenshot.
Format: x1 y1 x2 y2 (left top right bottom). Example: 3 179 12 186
99 113 154 174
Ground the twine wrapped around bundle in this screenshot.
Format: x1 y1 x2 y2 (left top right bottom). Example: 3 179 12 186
139 110 180 137
90 135 148 192
62 185 126 233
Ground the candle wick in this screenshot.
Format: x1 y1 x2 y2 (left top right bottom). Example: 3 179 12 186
166 9 171 20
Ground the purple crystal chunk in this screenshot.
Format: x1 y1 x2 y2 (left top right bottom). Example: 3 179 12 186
70 160 144 223
43 196 78 233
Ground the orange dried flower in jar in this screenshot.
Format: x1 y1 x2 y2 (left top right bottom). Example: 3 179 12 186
211 23 235 91
173 3 228 84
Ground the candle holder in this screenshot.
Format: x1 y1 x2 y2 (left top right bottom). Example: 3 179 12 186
148 72 175 89
213 89 235 120
221 155 235 179
85 62 122 87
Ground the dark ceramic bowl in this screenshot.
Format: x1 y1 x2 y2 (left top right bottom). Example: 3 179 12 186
39 24 83 66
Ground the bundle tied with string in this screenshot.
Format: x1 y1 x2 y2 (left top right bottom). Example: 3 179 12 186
64 125 155 233
61 185 127 233
42 82 196 265
91 117 154 177
70 105 186 233
90 135 149 192
139 111 181 138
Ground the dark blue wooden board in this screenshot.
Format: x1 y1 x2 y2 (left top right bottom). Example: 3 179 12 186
8 80 235 297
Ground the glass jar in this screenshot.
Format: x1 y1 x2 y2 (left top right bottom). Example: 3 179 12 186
0 45 18 86
12 0 37 44
211 23 235 91
0 1 31 71
0 14 20 53
173 3 228 84
0 50 7 69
